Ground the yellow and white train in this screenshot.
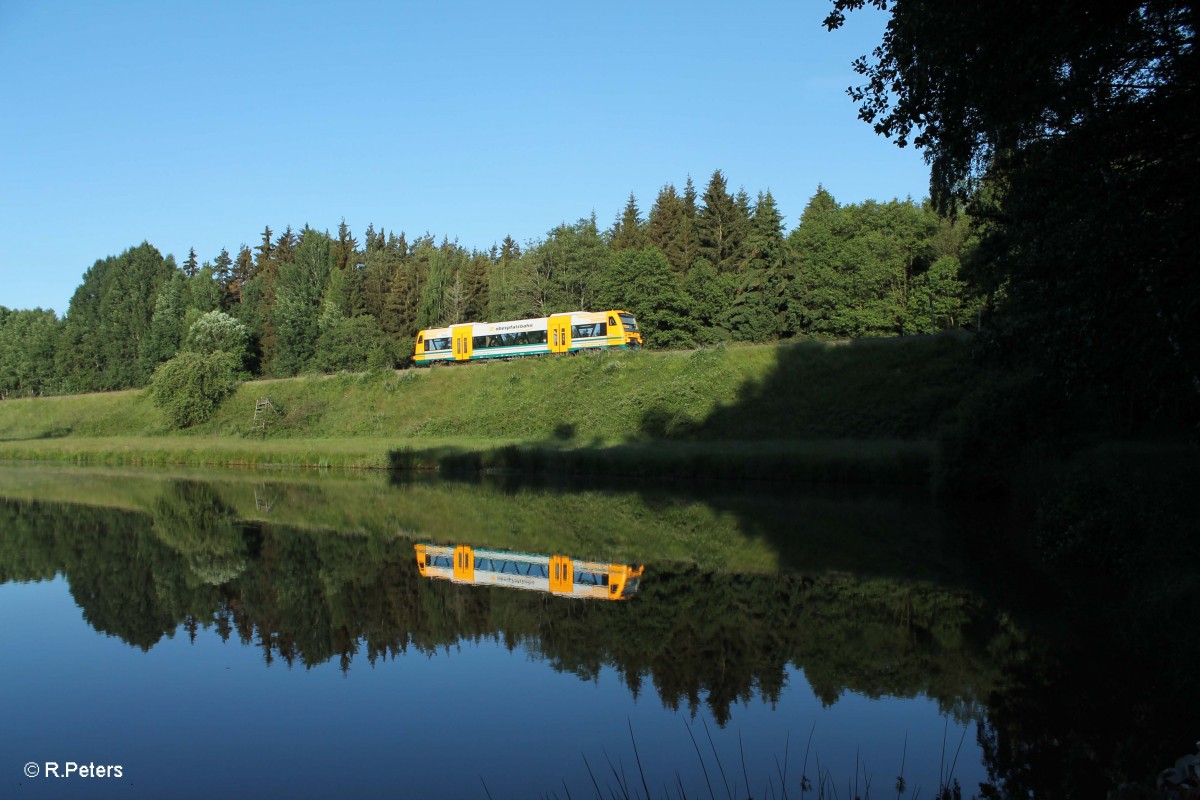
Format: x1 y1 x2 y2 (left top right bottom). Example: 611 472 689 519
415 544 644 601
413 309 642 365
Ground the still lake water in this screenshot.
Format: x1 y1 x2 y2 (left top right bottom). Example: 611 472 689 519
1 463 1020 798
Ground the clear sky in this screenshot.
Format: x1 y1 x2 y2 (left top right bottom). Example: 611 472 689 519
0 0 929 316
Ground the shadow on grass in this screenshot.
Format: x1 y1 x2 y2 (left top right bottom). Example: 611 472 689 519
0 427 73 442
388 334 971 487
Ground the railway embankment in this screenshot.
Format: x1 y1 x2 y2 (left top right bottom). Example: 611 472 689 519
0 335 974 483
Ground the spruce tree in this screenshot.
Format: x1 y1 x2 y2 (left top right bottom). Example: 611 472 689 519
610 193 646 251
696 170 746 273
212 248 234 302
647 184 689 274
183 248 199 278
334 218 359 273
227 245 254 307
255 227 274 271
274 226 297 264
746 191 786 272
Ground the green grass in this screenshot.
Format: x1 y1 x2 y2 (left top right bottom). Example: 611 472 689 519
0 335 974 480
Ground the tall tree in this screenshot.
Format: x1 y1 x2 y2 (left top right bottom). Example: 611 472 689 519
255 227 274 272
827 0 1199 424
487 236 532 321
212 248 233 294
139 272 190 373
415 244 454 329
727 191 789 341
596 247 694 349
696 170 748 273
274 226 297 265
462 251 490 322
0 308 61 397
525 217 607 315
334 218 359 273
647 184 700 275
56 243 176 391
269 228 334 376
610 193 647 251
227 245 254 307
183 248 199 278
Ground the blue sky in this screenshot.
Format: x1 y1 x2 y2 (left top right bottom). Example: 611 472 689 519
0 0 929 315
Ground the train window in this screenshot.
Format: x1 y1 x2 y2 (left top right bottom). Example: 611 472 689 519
619 313 639 332
571 322 607 338
608 316 617 327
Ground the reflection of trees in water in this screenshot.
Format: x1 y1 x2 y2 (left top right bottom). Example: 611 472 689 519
0 495 999 724
4 476 1192 797
0 498 222 650
150 481 252 586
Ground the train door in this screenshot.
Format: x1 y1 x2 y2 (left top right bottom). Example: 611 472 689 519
548 316 572 354
453 545 475 582
452 324 473 362
549 556 573 595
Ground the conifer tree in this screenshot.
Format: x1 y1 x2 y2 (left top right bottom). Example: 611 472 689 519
255 227 274 272
727 190 788 341
681 176 701 268
610 193 646 251
212 248 233 305
499 235 521 262
746 191 786 272
696 170 746 273
183 248 199 278
274 226 297 264
383 261 422 336
334 218 359 273
227 246 254 307
363 223 380 254
361 240 399 322
647 184 690 274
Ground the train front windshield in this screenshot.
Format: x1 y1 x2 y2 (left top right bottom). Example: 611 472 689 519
619 313 639 333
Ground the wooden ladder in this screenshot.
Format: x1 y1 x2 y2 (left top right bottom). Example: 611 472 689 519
253 397 277 430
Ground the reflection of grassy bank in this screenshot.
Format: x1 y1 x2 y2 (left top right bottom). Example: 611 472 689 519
0 337 970 483
0 464 965 581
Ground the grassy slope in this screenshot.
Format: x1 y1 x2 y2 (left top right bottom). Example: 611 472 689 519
0 335 973 474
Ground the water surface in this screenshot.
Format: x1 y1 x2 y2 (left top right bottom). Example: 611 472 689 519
1 464 1016 798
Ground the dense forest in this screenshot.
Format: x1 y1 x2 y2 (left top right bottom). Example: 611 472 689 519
0 174 980 398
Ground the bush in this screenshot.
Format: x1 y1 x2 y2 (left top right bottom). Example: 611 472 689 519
147 351 240 429
184 310 251 373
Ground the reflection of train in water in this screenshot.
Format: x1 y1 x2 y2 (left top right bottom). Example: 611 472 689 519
415 544 644 601
413 309 642 365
